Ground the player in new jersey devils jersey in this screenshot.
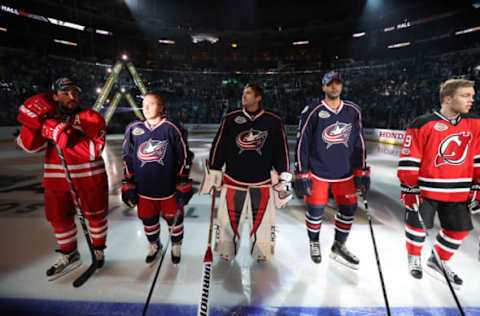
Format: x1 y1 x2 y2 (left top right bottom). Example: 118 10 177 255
122 92 193 264
398 79 479 286
199 83 291 262
16 78 108 280
295 70 370 268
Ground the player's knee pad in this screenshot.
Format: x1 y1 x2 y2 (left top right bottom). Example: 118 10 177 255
214 186 246 261
337 204 357 218
249 187 276 261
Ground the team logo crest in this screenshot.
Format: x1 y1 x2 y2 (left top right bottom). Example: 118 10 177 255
434 123 448 131
318 110 330 119
137 139 168 166
435 132 471 167
236 129 268 155
322 121 352 148
133 127 145 136
234 116 247 124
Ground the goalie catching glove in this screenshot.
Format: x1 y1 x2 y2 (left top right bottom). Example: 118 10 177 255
272 171 293 208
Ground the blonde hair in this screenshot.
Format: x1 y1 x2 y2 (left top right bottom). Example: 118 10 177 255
439 79 474 103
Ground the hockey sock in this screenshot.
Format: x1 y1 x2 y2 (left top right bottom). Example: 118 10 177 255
434 229 469 261
142 215 160 243
87 218 108 249
306 204 325 241
404 209 426 255
334 204 356 244
165 212 184 244
51 220 77 253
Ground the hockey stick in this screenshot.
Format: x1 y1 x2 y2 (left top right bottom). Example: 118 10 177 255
142 204 183 316
197 187 216 316
54 144 98 288
361 192 391 316
413 203 465 316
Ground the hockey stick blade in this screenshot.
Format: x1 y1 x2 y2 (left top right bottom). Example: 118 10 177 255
73 261 98 288
198 247 213 316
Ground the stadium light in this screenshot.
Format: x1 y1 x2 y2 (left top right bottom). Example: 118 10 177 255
107 68 112 73
54 39 78 46
159 39 175 44
96 29 112 36
352 32 366 38
0 27 6 32
231 43 238 48
455 26 480 35
387 41 411 49
120 88 126 93
292 41 309 46
473 2 480 9
121 54 128 61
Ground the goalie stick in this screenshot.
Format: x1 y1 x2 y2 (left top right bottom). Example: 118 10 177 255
142 205 183 316
413 203 465 316
361 192 391 316
197 187 217 316
55 144 98 288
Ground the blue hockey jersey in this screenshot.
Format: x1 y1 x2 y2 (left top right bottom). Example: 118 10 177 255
210 108 290 184
122 118 191 198
295 99 366 180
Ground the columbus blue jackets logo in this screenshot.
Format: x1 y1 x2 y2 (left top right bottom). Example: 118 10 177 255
322 121 352 148
435 132 471 167
236 129 268 155
137 139 168 166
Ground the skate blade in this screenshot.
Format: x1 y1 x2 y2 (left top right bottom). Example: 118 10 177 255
48 261 82 281
329 252 359 270
425 265 461 290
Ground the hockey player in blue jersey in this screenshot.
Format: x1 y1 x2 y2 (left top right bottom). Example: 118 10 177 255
122 92 193 264
295 71 370 269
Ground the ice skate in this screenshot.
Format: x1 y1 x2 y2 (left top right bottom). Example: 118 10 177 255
408 254 422 279
309 240 321 264
46 249 82 281
330 241 359 270
171 242 181 264
95 249 105 268
426 251 462 289
146 240 163 264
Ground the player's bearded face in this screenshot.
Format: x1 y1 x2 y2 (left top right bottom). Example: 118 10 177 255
142 95 164 120
450 87 475 114
54 88 81 111
323 81 342 99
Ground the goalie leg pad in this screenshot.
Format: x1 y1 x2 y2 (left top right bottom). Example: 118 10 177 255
248 186 276 262
214 185 247 261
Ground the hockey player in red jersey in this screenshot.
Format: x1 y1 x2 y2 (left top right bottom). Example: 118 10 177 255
295 71 370 269
398 79 479 286
199 83 292 262
122 92 193 264
16 78 108 280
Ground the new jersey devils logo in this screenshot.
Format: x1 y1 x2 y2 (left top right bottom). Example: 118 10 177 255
434 132 471 167
236 129 268 155
322 121 352 148
137 139 168 166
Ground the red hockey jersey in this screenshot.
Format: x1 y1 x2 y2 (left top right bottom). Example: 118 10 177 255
397 111 480 202
16 101 108 191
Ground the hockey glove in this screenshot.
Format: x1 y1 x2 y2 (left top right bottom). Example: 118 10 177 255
175 175 193 209
295 173 312 198
121 178 138 208
41 118 76 149
273 172 293 208
199 160 223 195
17 92 55 130
468 183 480 215
400 185 422 211
354 166 371 194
